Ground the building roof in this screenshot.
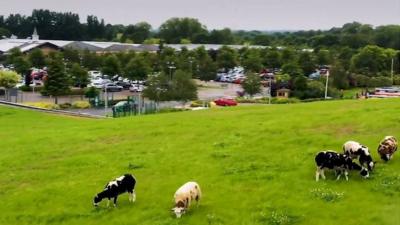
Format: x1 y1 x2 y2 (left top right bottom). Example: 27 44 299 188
0 36 271 54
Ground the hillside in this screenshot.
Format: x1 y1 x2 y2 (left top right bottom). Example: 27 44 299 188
0 99 399 225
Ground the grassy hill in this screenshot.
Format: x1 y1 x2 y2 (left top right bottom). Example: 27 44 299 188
0 99 399 225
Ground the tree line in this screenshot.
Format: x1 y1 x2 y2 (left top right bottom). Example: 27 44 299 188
4 40 399 101
0 10 399 50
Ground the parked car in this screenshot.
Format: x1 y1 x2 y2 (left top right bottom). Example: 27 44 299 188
115 81 131 89
88 70 102 78
129 84 145 92
214 98 238 106
103 83 123 92
88 82 104 89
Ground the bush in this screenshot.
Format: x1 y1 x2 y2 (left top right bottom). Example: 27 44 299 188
271 98 300 104
72 101 90 109
25 102 60 110
393 75 400 85
59 102 72 109
19 86 44 92
190 100 210 107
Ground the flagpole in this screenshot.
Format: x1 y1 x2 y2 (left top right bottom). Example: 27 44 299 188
325 70 329 99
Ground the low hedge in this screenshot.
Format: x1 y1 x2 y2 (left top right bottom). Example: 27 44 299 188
25 102 60 110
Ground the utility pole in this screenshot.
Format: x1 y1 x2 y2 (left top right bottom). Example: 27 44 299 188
104 86 108 116
324 70 330 99
391 58 394 85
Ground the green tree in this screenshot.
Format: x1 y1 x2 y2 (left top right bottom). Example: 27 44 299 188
261 48 282 68
331 62 349 89
69 63 89 88
28 48 46 68
82 49 102 70
216 46 238 71
13 56 31 75
42 54 70 104
194 47 217 81
0 70 19 88
124 55 151 80
85 86 99 100
143 73 170 102
6 47 23 65
101 55 121 76
242 49 263 72
122 22 152 43
158 18 208 43
281 62 303 77
350 45 397 76
298 51 316 76
242 72 262 97
170 70 198 103
315 49 333 65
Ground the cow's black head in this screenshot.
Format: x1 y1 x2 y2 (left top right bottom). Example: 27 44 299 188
93 195 102 206
360 167 369 179
380 154 390 162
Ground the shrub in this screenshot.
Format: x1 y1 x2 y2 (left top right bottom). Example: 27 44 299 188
25 102 60 110
72 101 90 109
190 100 210 107
19 86 44 92
59 102 72 109
271 98 300 104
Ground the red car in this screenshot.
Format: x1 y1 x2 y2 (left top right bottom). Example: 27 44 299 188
214 98 238 106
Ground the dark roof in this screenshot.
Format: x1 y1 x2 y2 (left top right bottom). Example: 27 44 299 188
63 41 103 52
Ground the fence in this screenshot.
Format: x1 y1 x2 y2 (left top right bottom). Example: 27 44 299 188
111 96 157 118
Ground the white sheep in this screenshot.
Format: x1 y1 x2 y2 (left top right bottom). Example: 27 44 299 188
172 181 202 218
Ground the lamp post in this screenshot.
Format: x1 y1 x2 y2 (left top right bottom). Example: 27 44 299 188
188 57 194 74
166 62 176 81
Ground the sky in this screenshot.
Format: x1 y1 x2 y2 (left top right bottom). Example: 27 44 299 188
0 0 399 30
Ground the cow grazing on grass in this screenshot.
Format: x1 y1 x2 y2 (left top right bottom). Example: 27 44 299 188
93 174 136 207
343 141 376 171
377 136 398 162
315 151 368 181
172 181 202 218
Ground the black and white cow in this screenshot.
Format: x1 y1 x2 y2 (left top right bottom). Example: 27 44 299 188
315 150 368 181
343 141 376 171
93 174 136 207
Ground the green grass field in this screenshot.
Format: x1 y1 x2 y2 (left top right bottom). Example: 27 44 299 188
1 99 400 225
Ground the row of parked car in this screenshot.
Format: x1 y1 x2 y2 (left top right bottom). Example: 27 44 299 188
88 71 146 93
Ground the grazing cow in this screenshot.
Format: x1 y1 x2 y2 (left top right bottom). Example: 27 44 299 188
93 174 136 207
315 151 368 181
343 141 376 171
172 181 201 218
377 136 398 162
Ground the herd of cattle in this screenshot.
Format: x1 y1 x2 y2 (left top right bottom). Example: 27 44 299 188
315 136 397 181
92 136 397 218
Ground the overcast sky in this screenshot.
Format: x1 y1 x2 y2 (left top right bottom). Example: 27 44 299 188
0 0 399 30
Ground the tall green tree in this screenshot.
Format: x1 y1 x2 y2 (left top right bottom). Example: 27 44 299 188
28 48 46 68
242 49 263 72
331 62 349 89
124 55 151 80
298 51 316 76
216 46 238 71
69 63 89 88
242 72 262 97
42 54 70 104
101 55 121 76
158 17 208 43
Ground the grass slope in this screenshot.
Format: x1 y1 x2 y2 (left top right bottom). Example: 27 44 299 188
0 99 400 225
